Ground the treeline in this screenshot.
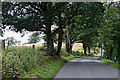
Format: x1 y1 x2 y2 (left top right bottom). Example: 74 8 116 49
98 2 120 62
2 2 120 61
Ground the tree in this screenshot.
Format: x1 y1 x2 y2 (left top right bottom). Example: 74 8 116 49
55 3 79 55
6 37 17 46
2 2 67 55
2 2 81 56
17 41 21 45
80 3 104 55
3 2 56 55
98 2 120 61
64 2 104 54
28 33 41 43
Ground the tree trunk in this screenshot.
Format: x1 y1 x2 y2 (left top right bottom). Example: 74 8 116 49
109 47 113 60
46 36 54 56
66 39 69 53
93 47 95 54
100 46 103 57
2 39 5 51
66 41 73 53
65 31 70 53
69 43 73 53
118 44 120 64
88 46 91 53
56 12 63 56
56 29 63 56
65 29 73 53
83 42 87 55
46 25 54 56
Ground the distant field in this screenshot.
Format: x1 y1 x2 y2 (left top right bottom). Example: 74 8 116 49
17 43 83 50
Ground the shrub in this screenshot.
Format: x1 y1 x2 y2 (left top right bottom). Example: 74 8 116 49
2 47 44 78
60 49 70 57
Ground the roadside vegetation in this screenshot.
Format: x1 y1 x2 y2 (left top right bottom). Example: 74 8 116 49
1 1 120 79
98 58 120 70
2 46 98 78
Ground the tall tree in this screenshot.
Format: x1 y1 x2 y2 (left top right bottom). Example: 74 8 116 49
98 2 120 61
55 3 77 55
2 2 69 55
64 2 104 54
2 2 56 55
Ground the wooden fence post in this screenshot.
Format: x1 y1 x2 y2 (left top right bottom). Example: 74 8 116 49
2 39 5 51
32 45 35 49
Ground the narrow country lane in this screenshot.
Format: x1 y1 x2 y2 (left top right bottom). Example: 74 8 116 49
53 53 119 80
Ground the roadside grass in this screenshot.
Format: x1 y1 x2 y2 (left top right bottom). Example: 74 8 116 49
98 58 120 70
2 46 97 78
23 57 65 79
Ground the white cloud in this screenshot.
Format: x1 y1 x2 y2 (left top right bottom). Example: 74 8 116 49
0 25 57 44
0 28 45 44
0 30 32 44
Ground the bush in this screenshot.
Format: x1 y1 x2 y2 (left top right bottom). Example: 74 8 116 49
87 53 94 56
72 51 85 56
2 47 44 78
111 48 118 61
60 49 70 57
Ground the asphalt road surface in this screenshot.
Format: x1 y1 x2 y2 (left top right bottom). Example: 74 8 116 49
53 55 119 80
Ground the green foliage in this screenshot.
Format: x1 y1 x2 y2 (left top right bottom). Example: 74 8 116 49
2 47 44 78
28 33 41 44
60 49 70 57
2 2 105 55
72 50 95 57
61 48 95 59
64 2 104 54
98 2 120 62
2 2 70 55
98 58 120 70
111 48 118 61
72 51 85 56
6 37 19 46
2 47 66 78
2 46 95 78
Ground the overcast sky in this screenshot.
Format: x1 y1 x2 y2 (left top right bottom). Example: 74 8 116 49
0 28 45 44
0 25 57 44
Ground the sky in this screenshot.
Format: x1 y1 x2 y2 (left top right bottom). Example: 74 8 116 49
0 29 32 44
0 27 45 44
0 25 57 44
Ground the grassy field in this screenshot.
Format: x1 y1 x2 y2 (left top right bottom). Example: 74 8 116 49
2 46 95 79
98 58 120 70
17 42 83 50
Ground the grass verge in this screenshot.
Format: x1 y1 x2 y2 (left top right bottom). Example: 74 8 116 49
98 58 120 70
